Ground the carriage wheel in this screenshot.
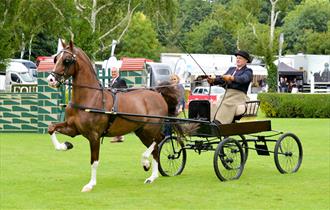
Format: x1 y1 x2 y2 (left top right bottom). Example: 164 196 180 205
274 132 303 174
158 135 186 176
213 138 245 181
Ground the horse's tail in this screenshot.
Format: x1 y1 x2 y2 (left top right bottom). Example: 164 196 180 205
155 81 179 117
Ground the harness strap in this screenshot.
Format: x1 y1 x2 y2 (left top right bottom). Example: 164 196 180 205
111 91 118 113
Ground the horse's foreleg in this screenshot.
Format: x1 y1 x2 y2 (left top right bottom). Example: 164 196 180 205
81 139 100 192
145 158 159 184
142 141 159 184
48 122 77 151
81 161 99 192
141 141 156 171
50 133 73 151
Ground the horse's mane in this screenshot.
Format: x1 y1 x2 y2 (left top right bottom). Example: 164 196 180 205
155 81 179 116
75 47 99 79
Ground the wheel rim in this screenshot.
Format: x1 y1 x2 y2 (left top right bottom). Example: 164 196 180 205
275 133 303 173
159 137 186 176
214 138 244 181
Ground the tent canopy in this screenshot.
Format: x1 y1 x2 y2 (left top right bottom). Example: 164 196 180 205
278 62 303 76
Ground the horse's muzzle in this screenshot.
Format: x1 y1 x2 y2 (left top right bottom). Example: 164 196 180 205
47 74 60 88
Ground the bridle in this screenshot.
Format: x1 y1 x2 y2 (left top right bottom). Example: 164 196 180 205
51 49 77 85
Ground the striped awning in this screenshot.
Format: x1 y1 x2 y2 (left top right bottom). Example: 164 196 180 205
37 57 54 72
120 57 153 71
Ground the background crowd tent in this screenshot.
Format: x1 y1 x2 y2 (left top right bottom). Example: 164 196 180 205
276 54 330 84
275 54 330 92
277 62 304 92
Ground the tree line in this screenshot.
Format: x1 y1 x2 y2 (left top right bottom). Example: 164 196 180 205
0 0 329 91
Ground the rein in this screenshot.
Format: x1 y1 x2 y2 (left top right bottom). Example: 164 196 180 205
66 82 104 91
62 102 197 125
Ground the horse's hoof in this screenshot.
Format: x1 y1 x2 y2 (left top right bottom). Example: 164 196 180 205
81 186 93 192
64 141 73 150
144 179 152 184
142 160 150 171
143 165 150 171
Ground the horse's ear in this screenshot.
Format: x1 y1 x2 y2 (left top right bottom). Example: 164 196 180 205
60 39 67 48
69 40 74 50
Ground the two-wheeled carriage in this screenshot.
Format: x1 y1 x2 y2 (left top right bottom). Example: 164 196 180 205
158 100 303 181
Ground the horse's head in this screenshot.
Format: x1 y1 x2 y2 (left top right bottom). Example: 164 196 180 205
47 40 77 87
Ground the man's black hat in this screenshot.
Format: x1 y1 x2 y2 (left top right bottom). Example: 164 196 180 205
235 50 251 63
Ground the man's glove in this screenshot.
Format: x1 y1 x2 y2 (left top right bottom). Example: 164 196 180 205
222 75 234 82
207 77 215 84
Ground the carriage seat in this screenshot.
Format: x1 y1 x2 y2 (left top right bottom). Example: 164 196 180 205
188 100 260 123
235 104 247 116
232 100 260 122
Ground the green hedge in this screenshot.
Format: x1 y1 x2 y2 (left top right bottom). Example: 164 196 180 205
258 93 330 118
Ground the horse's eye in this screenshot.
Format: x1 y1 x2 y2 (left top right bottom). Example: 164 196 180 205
54 57 57 64
63 58 71 65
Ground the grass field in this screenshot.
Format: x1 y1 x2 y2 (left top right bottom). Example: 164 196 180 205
1 117 329 210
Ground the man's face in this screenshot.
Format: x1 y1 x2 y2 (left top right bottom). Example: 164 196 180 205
236 55 248 68
111 69 118 78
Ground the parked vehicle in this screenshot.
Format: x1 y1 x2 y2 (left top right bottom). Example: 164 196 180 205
11 59 37 81
0 73 5 91
4 61 36 91
146 62 172 87
188 86 225 105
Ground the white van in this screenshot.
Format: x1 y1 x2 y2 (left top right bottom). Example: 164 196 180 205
145 62 172 87
11 59 37 81
5 62 36 91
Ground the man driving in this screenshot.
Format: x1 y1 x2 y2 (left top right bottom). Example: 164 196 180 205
207 50 253 124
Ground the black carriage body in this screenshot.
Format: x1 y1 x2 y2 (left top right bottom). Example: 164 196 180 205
188 100 271 137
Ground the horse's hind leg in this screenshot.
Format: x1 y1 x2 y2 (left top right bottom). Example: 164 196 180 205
48 121 78 151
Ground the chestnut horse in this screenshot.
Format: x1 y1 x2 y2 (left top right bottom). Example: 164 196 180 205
47 40 179 192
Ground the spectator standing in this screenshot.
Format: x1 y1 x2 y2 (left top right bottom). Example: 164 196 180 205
109 67 127 143
170 74 185 114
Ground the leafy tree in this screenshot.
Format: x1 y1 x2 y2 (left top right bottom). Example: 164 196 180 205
30 33 58 58
0 0 20 72
117 12 163 61
258 0 302 26
0 0 178 65
184 19 236 54
178 0 213 34
12 0 68 60
303 30 330 54
156 0 214 53
282 0 330 53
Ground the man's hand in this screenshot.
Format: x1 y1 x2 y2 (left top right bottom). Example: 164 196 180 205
207 77 215 84
222 75 234 82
